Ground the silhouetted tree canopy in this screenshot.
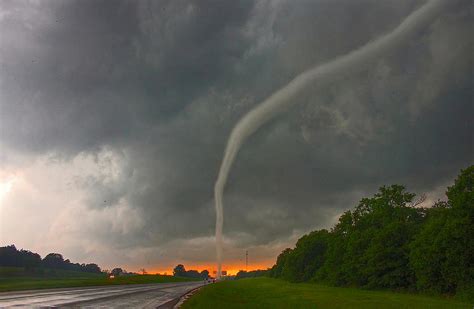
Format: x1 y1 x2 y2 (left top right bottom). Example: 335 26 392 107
111 268 124 276
0 246 102 274
173 264 210 279
0 245 41 269
200 270 209 279
42 253 65 269
173 264 186 277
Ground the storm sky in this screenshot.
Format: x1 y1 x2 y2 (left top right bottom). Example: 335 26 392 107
0 0 472 273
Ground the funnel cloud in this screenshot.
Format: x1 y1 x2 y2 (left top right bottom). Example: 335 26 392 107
214 0 454 277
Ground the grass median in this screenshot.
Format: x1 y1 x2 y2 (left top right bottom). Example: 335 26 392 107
182 277 472 309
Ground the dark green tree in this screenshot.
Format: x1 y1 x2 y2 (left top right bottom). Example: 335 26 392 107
317 185 422 288
269 248 292 278
279 230 329 282
410 166 473 295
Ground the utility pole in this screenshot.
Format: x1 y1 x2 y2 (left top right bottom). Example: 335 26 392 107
246 250 248 271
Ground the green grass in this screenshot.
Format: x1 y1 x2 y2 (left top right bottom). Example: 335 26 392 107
183 277 472 309
0 267 195 292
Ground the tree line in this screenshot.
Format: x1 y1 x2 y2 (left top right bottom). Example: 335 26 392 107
269 166 473 299
235 269 268 279
173 264 210 279
0 245 102 274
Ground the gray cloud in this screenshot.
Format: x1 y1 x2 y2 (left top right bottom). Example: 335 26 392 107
0 0 472 270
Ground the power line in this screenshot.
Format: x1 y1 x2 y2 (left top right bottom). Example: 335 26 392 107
246 250 248 271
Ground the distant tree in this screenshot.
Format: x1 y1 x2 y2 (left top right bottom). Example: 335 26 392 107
0 245 20 267
111 268 124 276
173 264 186 277
186 270 201 278
0 245 105 275
200 270 209 279
236 270 247 279
42 253 65 269
171 265 210 279
0 246 40 270
84 263 101 274
20 250 41 270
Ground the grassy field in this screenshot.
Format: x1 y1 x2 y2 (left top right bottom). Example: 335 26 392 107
183 277 472 309
0 267 194 292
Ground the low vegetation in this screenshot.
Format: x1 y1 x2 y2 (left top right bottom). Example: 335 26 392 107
183 278 471 308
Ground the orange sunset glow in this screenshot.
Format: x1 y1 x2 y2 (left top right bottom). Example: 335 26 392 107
146 260 275 276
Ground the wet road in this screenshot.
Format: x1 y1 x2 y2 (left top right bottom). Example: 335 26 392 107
0 281 205 308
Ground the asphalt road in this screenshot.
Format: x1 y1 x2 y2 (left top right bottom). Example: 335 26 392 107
0 281 205 308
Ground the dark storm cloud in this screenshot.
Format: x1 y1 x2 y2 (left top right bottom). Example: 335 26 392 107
0 0 254 155
1 0 472 262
